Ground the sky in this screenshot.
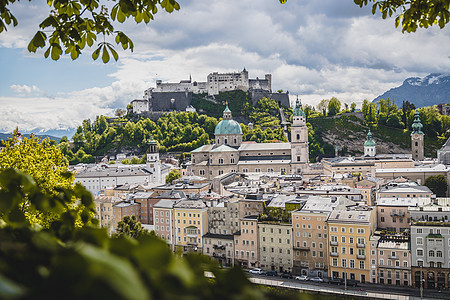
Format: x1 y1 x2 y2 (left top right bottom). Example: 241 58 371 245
0 0 449 136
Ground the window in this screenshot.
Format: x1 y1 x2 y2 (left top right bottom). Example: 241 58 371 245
429 250 435 257
359 260 365 269
357 228 365 234
333 258 338 267
417 237 423 245
417 249 423 256
331 226 338 232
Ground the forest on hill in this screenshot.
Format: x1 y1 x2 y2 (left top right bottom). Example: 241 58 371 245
58 96 288 164
56 92 449 164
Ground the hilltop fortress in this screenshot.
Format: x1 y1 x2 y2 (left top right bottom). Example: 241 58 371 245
131 69 290 119
146 68 272 96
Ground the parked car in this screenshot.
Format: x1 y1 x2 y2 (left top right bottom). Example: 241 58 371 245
280 273 292 279
329 278 343 285
346 279 358 287
249 268 264 275
295 275 309 281
265 270 278 276
309 277 324 282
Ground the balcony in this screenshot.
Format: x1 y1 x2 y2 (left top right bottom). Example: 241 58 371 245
390 211 405 217
356 243 365 248
330 252 339 257
357 254 366 260
389 255 399 260
294 246 310 251
330 241 338 246
213 244 225 250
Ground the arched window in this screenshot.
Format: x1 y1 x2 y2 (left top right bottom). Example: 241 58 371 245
297 134 300 140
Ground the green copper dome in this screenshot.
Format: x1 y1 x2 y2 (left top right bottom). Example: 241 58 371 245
214 105 243 135
364 130 376 147
411 110 423 135
214 119 242 135
293 97 306 118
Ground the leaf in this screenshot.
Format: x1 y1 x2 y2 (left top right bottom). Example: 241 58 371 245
28 31 47 52
92 46 101 60
102 45 110 63
107 44 119 61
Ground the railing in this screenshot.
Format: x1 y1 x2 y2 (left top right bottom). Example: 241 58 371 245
294 246 310 251
330 252 339 257
357 254 366 259
389 255 399 260
330 241 338 246
356 243 365 248
390 211 405 217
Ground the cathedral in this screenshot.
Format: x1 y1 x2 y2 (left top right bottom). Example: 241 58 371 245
188 98 309 179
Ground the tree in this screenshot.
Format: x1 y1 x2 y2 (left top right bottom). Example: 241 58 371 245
424 175 448 197
166 169 181 184
317 99 330 116
327 97 341 116
1 0 446 63
0 168 280 300
350 102 357 112
116 215 148 239
353 0 450 33
115 108 127 117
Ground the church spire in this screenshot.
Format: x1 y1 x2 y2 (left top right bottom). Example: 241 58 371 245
293 96 306 118
411 110 423 134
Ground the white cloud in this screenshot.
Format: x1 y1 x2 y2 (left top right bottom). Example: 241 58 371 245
10 84 41 95
0 0 449 135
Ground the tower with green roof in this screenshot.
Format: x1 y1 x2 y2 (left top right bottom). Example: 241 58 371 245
290 97 309 174
364 130 376 157
214 103 243 147
411 110 424 160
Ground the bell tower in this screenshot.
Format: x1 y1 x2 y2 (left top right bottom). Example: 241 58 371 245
290 97 309 174
411 110 424 161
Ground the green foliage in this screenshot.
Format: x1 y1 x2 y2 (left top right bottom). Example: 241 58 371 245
258 207 291 224
0 168 273 300
327 97 341 116
2 0 180 62
166 169 181 184
0 134 82 226
116 215 148 239
424 175 448 197
354 0 450 33
249 97 280 127
191 91 253 119
63 112 217 163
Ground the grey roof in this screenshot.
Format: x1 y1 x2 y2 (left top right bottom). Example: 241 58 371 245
76 166 151 178
173 199 207 209
328 208 373 224
191 144 216 153
210 144 239 152
379 184 432 194
439 137 450 151
157 190 187 199
154 199 182 209
131 192 154 199
238 142 291 151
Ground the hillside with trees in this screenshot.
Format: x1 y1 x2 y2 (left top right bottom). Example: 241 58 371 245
60 95 288 164
306 98 449 161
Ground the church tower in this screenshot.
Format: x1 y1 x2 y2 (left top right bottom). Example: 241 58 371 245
214 103 243 147
147 139 162 183
364 130 376 157
411 110 424 161
290 98 309 174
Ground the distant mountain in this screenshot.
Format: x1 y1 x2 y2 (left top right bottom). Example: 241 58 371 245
373 73 450 107
0 133 61 143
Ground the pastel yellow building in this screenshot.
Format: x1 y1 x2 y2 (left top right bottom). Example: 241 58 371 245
327 207 377 283
174 200 208 253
